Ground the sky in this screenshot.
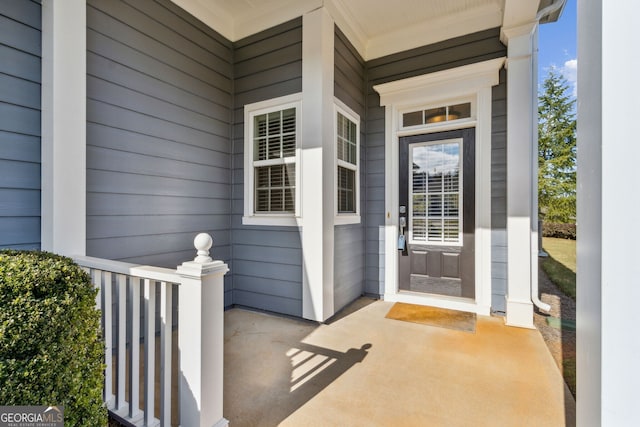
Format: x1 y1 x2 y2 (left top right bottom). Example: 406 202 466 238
538 0 577 97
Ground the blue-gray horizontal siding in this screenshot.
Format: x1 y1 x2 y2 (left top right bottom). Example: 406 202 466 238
86 0 233 303
231 18 303 316
334 26 365 311
334 224 365 311
0 0 41 249
364 28 506 296
334 26 365 118
491 68 508 312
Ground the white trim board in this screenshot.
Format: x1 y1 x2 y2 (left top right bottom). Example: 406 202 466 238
374 57 505 315
374 58 505 106
300 8 336 322
41 0 87 256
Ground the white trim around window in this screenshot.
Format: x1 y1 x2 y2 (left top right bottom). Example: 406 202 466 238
334 99 361 225
243 93 302 226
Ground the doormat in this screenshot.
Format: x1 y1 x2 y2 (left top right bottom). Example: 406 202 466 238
385 302 476 333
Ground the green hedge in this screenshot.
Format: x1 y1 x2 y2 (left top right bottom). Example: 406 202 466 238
542 222 576 240
0 250 107 426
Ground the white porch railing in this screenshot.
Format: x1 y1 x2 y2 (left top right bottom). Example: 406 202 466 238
74 233 229 427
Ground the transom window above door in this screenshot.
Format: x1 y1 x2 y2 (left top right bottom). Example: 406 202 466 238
402 102 472 128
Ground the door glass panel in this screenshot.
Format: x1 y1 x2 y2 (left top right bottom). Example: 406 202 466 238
412 194 426 216
410 141 462 244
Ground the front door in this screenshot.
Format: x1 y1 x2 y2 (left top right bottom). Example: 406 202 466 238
398 128 475 299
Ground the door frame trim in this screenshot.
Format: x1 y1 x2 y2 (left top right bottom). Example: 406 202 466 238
374 58 505 315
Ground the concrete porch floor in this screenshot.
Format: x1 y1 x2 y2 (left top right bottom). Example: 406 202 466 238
224 298 575 427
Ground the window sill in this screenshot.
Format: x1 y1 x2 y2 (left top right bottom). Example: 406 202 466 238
242 215 300 227
334 214 361 225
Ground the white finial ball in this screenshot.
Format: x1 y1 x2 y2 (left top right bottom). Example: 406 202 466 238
194 233 213 252
193 233 213 263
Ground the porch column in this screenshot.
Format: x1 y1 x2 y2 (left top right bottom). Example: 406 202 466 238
177 234 229 427
300 8 335 321
41 0 86 256
577 1 640 424
503 23 537 328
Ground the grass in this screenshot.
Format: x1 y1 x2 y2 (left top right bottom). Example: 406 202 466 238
541 237 576 300
542 237 576 272
541 236 577 397
563 358 577 397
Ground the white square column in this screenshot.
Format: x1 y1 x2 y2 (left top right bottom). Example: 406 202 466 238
577 1 640 425
300 8 335 321
41 0 87 256
502 23 537 328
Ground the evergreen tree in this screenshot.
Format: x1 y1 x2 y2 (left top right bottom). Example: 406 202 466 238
538 68 576 223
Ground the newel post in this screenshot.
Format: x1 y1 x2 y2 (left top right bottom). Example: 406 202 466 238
177 233 229 427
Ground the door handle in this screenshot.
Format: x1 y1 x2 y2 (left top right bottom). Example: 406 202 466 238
398 216 407 251
399 206 407 253
399 206 407 233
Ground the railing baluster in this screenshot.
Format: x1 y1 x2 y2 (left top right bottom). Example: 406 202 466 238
103 271 114 409
144 278 157 426
116 274 127 414
73 236 228 427
92 269 102 311
128 277 142 424
160 281 172 426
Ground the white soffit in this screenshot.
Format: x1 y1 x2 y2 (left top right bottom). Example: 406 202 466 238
171 0 322 41
332 0 504 60
172 0 505 60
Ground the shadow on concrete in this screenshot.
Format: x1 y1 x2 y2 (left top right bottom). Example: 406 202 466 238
288 342 371 390
324 296 377 325
226 296 572 426
223 305 372 426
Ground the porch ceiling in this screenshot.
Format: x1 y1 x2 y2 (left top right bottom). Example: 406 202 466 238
171 0 509 60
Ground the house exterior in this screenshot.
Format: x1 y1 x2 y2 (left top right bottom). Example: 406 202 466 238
0 0 564 327
6 0 640 425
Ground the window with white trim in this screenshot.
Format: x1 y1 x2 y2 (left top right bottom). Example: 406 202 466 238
243 94 301 225
335 102 360 223
254 108 296 212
